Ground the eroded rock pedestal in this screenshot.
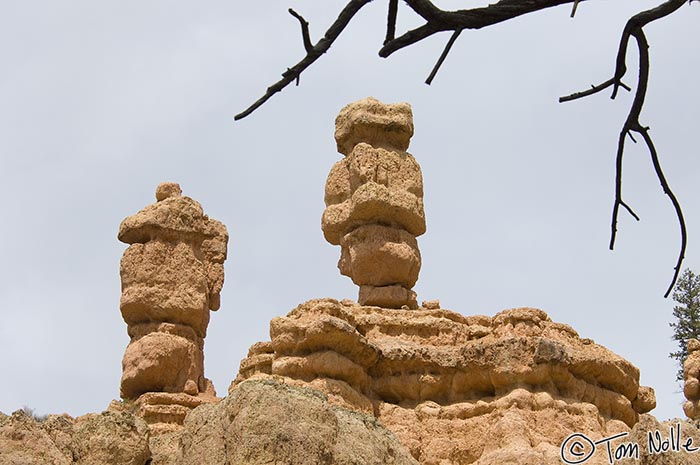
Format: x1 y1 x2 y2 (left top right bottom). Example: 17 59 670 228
234 299 659 465
322 97 425 309
117 182 227 434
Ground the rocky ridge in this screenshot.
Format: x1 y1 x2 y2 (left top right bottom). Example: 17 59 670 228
233 297 659 465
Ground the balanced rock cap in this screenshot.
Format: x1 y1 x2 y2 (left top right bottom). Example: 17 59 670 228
118 182 205 244
155 182 182 201
334 97 414 156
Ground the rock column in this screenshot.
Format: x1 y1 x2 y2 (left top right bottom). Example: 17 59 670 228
683 338 700 419
117 182 227 431
322 97 426 309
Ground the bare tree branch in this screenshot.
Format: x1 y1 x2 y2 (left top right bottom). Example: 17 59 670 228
425 29 462 85
563 0 686 296
234 0 373 121
380 0 584 58
385 0 399 44
240 0 595 121
239 0 605 118
643 126 687 298
559 79 630 103
571 0 581 17
289 8 313 53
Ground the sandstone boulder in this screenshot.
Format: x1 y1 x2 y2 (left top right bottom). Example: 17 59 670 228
617 414 700 465
176 378 418 465
71 412 151 465
0 409 150 465
0 410 70 465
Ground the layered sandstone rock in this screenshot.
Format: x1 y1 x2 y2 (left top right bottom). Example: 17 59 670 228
617 415 700 465
0 409 150 465
234 299 657 465
229 98 666 464
683 338 700 419
118 182 227 434
322 98 425 309
176 378 418 465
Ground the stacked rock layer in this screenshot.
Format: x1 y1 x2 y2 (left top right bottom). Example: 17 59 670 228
233 298 656 465
322 97 425 309
118 182 227 433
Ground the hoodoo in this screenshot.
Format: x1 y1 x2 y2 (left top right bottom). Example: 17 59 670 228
117 182 227 433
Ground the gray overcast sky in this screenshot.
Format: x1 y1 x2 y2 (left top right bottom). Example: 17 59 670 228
0 1 698 422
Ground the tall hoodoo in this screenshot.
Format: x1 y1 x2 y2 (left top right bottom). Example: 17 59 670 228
322 97 425 309
117 182 227 432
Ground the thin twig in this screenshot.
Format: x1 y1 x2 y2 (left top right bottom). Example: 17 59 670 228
235 0 373 120
620 201 640 221
289 9 313 53
642 125 687 298
609 130 627 251
426 29 462 85
559 78 630 103
571 0 581 17
385 0 399 44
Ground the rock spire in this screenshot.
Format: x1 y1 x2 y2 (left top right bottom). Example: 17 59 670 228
322 97 425 309
117 182 227 432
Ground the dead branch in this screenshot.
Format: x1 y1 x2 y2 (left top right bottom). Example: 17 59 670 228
234 0 373 121
561 0 687 297
571 0 581 17
558 79 630 103
379 0 585 58
237 0 590 120
289 9 313 53
385 0 399 44
425 29 462 85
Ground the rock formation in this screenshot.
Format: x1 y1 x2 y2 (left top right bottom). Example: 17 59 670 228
230 98 669 465
234 299 661 465
7 99 698 465
322 97 425 309
176 379 418 465
617 414 700 465
0 409 150 465
683 338 700 419
117 182 227 434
